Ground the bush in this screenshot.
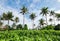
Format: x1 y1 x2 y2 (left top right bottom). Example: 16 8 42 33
16 24 22 30
41 25 54 30
23 24 28 30
0 30 60 41
54 24 60 30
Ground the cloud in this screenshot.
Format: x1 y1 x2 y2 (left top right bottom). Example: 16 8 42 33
49 8 56 11
55 10 60 13
0 0 60 29
33 0 40 3
29 3 35 9
0 0 33 29
16 0 20 4
0 0 7 5
57 0 60 2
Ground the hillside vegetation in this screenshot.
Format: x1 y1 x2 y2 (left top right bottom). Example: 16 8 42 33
0 30 60 41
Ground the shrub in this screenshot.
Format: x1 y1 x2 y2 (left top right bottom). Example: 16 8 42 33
41 25 54 30
16 24 22 30
54 24 60 30
23 24 28 30
0 30 60 41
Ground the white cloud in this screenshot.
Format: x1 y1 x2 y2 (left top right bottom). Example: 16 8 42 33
57 0 60 2
0 0 60 29
0 6 60 29
0 5 33 29
0 0 7 5
55 10 60 13
15 0 20 5
49 8 56 11
29 3 35 9
33 0 40 3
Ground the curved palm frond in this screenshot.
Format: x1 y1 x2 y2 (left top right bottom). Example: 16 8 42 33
30 13 36 20
40 7 48 16
20 6 28 15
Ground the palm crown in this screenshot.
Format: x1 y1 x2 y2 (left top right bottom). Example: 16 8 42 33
40 7 48 16
20 6 28 15
39 19 44 25
30 13 36 20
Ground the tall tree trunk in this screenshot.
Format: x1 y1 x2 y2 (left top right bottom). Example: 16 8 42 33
53 15 55 26
15 22 17 29
46 14 48 26
40 24 41 29
3 19 4 24
8 20 9 25
32 20 34 29
0 16 1 22
56 18 59 24
50 15 52 25
51 21 52 25
23 14 24 28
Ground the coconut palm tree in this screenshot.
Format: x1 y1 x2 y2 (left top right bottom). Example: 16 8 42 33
49 18 53 25
0 15 3 28
12 17 19 29
40 7 49 26
50 10 55 25
39 19 44 29
20 6 28 28
0 15 1 23
56 14 60 24
12 23 16 29
30 13 36 29
0 22 3 29
7 11 13 25
14 17 19 24
2 13 7 23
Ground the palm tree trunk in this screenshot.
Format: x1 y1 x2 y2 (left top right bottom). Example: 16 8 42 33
3 19 4 24
23 14 24 28
56 18 59 24
53 15 55 26
50 16 52 25
8 20 9 25
32 20 34 29
0 16 1 22
40 24 41 29
46 14 48 26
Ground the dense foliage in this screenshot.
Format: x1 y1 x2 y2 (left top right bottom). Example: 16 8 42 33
0 30 60 41
41 25 55 30
54 24 60 30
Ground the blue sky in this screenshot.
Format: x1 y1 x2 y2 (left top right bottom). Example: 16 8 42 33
2 0 60 10
1 0 60 10
0 0 60 29
0 0 60 13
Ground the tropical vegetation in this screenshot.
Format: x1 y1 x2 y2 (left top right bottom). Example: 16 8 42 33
0 5 60 41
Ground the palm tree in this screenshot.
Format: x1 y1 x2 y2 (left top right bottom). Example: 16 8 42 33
0 15 3 28
40 7 49 26
0 15 1 23
14 17 19 24
39 19 44 29
49 18 53 25
0 22 3 28
20 6 28 28
30 13 36 29
12 17 19 29
12 23 16 29
7 11 13 25
2 13 7 23
50 10 55 25
56 14 60 24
